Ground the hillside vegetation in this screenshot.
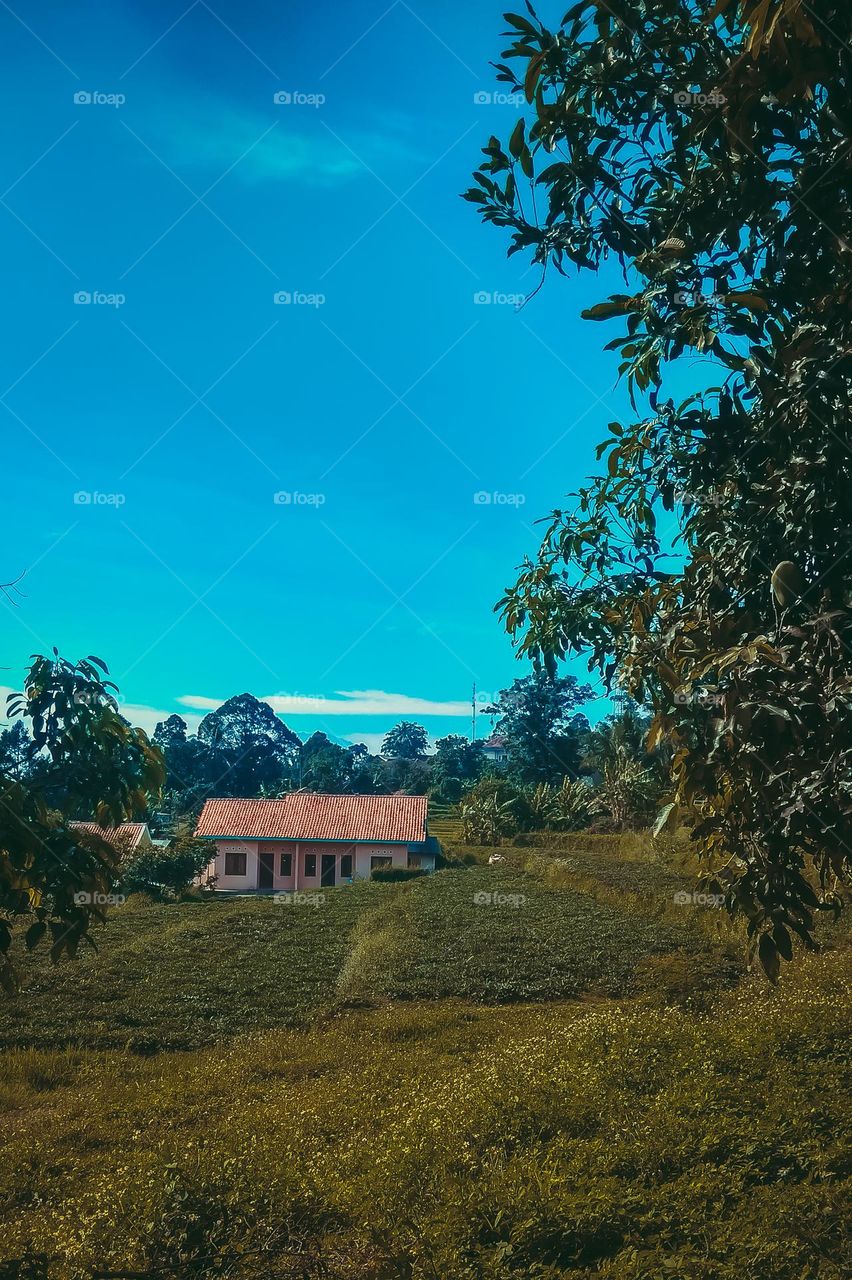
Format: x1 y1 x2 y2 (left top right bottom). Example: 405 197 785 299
0 834 848 1279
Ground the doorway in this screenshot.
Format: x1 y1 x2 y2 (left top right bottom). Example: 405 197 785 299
258 849 274 890
320 854 336 887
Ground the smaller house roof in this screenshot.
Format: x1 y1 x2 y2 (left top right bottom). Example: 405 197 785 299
481 734 506 749
196 793 427 844
69 821 151 856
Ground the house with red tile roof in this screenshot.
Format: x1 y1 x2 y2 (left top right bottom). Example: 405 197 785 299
194 793 437 892
69 821 154 860
480 734 508 767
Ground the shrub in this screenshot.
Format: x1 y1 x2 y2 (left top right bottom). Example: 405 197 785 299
370 867 424 883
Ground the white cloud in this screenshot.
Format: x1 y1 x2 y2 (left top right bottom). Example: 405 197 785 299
121 704 203 738
0 686 201 740
176 690 471 717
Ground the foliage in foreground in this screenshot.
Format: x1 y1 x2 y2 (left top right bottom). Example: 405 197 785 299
0 951 847 1278
0 655 164 991
467 0 852 974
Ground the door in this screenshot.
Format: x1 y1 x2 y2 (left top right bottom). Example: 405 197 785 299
320 854 336 887
258 849 274 890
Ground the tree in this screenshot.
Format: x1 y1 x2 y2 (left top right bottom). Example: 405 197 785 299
0 722 36 781
0 653 165 990
430 734 485 802
122 824 212 899
466 1 851 975
493 671 594 784
197 694 300 796
382 721 429 759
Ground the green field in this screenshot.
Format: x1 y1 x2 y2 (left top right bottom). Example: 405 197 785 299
0 836 848 1279
0 857 739 1051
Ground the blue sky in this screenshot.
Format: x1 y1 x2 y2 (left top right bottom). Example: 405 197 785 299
0 0 641 751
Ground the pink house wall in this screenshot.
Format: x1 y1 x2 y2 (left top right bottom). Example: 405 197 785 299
201 839 410 891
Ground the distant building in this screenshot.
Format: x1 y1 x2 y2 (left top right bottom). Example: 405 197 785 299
194 793 438 892
69 821 154 859
480 734 508 767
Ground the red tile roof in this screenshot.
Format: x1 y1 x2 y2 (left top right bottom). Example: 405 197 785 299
69 822 151 855
195 793 427 844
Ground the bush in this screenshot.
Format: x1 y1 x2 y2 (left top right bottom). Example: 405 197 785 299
121 827 211 900
370 867 424 883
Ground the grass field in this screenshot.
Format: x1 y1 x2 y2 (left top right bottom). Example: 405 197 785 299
0 834 848 1279
0 854 740 1051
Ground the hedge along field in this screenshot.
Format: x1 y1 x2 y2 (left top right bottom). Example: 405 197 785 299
0 845 750 1051
0 951 848 1279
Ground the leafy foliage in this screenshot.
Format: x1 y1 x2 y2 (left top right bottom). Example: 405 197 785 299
491 669 594 784
466 0 852 973
430 733 486 802
121 825 212 900
0 654 164 990
381 720 429 758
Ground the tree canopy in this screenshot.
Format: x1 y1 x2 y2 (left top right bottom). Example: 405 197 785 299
493 671 594 784
0 654 165 990
382 721 430 759
466 0 851 974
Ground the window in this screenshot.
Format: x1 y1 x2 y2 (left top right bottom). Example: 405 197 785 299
304 852 317 877
224 849 246 876
408 855 422 870
279 851 292 876
340 853 353 879
371 855 393 871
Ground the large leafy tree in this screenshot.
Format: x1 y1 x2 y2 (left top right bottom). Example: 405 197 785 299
493 670 594 784
430 734 486 802
0 654 165 990
196 694 300 797
382 721 430 759
467 0 851 974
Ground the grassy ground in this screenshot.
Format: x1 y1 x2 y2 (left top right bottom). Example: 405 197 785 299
0 853 740 1051
0 834 848 1278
